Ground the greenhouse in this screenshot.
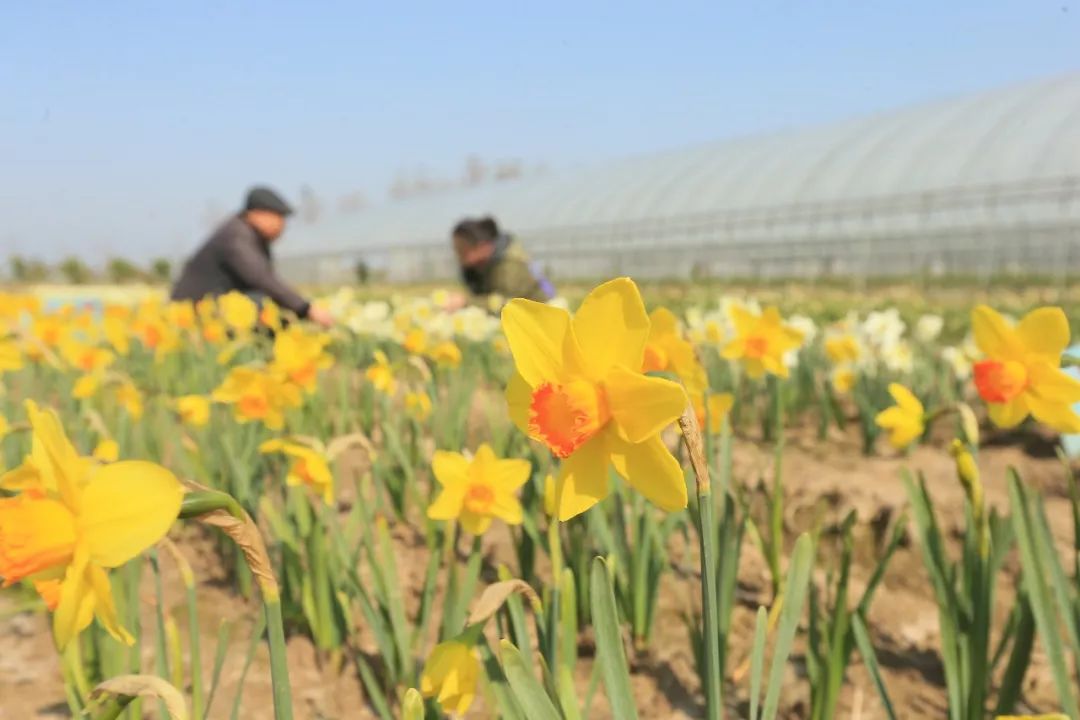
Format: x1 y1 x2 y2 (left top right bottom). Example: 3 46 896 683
282 73 1080 283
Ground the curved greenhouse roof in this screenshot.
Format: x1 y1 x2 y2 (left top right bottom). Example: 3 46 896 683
284 74 1080 281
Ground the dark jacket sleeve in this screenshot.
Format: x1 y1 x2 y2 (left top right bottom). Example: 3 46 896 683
220 235 310 316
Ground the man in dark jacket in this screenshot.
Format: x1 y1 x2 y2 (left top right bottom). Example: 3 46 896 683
448 216 554 310
171 186 332 327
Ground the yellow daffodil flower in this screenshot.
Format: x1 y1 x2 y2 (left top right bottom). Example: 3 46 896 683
102 314 131 356
699 392 735 435
59 340 114 375
428 340 463 369
365 351 398 396
825 334 862 364
971 305 1080 432
427 444 529 535
270 326 333 393
72 374 101 400
874 383 925 449
165 301 197 332
420 641 480 716
174 395 211 427
642 307 707 389
201 319 227 345
260 299 282 331
212 367 301 430
502 278 688 520
133 315 180 360
92 439 120 463
218 291 259 332
403 328 428 355
114 379 144 420
643 307 724 434
722 305 804 379
831 367 856 394
406 391 433 422
0 337 25 373
0 401 183 649
259 438 334 504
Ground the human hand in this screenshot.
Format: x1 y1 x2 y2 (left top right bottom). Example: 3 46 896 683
307 305 335 328
443 292 467 312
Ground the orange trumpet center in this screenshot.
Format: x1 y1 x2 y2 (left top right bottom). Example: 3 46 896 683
642 343 669 374
0 491 77 585
974 359 1028 404
745 335 769 359
463 484 496 515
238 393 270 419
290 363 317 388
528 380 610 459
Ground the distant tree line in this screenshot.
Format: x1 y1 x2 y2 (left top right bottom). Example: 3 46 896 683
5 255 174 285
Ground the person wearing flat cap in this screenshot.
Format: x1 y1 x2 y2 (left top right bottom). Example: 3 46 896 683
171 186 333 327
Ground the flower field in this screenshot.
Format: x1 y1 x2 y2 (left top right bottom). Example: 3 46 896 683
2 279 1080 720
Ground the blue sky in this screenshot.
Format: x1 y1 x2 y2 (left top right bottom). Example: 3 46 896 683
1 1 1076 262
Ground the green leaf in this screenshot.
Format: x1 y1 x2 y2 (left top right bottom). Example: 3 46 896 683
557 568 581 720
230 611 268 720
500 640 563 720
852 611 897 720
994 593 1035 716
749 605 768 720
762 533 814 720
590 557 639 720
1008 472 1080 719
202 620 234 720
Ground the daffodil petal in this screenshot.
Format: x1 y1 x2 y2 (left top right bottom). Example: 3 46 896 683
729 305 755 335
432 451 470 488
501 299 574 386
489 493 524 525
258 438 286 453
874 406 905 429
459 511 492 536
1028 361 1080 403
609 435 688 512
427 487 465 520
80 461 183 568
571 278 650 380
1016 307 1070 359
489 457 532 492
606 366 687 444
557 435 610 521
25 400 82 507
972 305 1021 359
52 549 95 650
887 384 923 414
88 561 133 645
987 396 1029 429
649 307 679 337
1026 395 1080 434
0 463 44 492
505 371 533 436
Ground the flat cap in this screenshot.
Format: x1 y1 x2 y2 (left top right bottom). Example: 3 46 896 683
244 186 294 216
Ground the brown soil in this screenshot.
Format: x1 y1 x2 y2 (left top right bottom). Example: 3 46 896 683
1 425 1075 719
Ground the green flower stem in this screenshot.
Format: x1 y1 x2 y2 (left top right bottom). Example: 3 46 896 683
179 490 245 521
93 696 135 720
679 407 723 720
547 479 565 683
180 489 294 720
264 593 294 720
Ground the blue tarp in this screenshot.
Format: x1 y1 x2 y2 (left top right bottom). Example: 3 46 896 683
1061 344 1080 457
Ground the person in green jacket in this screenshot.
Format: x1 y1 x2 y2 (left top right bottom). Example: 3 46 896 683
446 217 554 310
